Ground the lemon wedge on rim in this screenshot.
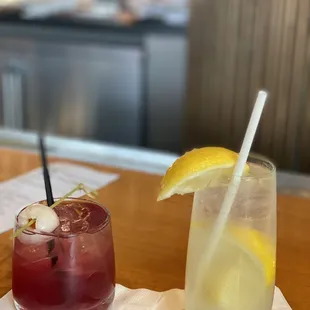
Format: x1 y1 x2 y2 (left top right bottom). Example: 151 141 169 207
158 147 249 201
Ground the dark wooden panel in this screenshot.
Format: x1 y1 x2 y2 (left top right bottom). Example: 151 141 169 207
248 0 272 152
272 0 298 166
299 27 310 172
286 0 310 169
200 0 225 146
259 0 285 161
219 0 241 149
231 0 256 149
186 0 310 172
185 0 208 149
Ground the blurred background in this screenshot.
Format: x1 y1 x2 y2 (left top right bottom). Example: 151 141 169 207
0 0 309 174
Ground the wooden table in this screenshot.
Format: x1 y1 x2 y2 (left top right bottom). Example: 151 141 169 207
0 148 309 310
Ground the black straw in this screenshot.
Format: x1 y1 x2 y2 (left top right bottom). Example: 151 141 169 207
39 135 54 206
39 135 56 259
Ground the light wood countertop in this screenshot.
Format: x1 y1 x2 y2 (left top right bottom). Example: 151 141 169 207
0 148 309 310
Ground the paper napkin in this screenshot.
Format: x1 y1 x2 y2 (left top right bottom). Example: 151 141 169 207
0 285 292 309
0 162 119 234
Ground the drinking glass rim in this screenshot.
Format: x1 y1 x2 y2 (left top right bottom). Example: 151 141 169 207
15 197 111 238
244 153 276 180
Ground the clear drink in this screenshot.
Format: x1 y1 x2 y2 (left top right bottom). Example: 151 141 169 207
185 155 276 310
12 198 115 310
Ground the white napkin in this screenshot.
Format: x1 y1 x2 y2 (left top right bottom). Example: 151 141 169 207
0 285 292 309
0 162 119 234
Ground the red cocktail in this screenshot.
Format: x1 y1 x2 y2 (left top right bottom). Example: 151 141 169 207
12 198 115 310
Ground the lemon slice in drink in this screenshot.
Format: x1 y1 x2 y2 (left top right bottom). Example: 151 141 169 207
158 147 249 201
195 225 275 310
229 226 276 285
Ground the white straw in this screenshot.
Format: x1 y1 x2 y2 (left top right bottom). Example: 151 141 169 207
195 90 268 287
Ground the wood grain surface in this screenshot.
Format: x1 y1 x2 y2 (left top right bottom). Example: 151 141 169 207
186 0 310 172
0 148 309 310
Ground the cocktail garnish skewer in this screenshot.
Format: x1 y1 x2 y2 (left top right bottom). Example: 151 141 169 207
12 183 98 239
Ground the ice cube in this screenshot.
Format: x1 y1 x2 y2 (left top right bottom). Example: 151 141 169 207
55 203 90 235
14 238 49 263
